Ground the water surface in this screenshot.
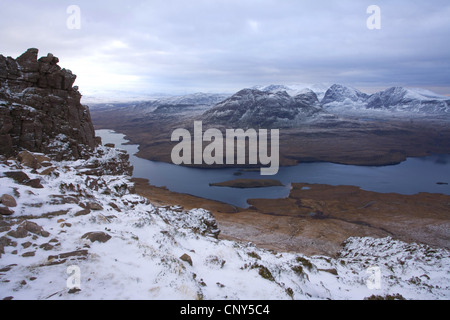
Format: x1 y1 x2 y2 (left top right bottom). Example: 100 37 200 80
97 129 450 208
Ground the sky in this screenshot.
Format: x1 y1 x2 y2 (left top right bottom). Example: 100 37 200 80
1 0 450 99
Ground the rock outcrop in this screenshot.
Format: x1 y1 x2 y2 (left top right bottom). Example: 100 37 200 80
0 48 98 160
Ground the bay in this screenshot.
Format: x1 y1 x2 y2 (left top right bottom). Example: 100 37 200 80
96 129 450 208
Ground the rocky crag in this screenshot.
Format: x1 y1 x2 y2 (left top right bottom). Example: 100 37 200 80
0 48 98 160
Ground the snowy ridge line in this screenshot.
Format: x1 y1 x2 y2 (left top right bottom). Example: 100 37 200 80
0 147 449 300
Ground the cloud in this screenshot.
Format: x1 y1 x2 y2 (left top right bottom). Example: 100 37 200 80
0 0 449 96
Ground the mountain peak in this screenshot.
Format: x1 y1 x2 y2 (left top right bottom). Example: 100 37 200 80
321 84 369 105
202 87 326 128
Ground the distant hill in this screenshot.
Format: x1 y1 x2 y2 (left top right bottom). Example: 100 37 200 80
202 88 331 128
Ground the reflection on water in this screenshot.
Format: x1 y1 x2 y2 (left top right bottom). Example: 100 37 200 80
415 154 449 165
96 129 450 208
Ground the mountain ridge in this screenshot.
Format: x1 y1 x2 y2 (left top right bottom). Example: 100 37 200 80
200 83 449 128
201 88 332 128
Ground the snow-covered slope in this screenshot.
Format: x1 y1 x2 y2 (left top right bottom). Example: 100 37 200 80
321 84 370 106
89 92 231 117
202 88 330 128
366 87 450 114
1 147 449 300
321 85 450 117
253 83 330 101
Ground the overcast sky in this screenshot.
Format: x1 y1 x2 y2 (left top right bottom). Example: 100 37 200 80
1 0 449 98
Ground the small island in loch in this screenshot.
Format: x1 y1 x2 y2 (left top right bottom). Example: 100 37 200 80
209 179 284 188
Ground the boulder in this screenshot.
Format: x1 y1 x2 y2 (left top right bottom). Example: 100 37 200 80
180 253 193 266
0 206 14 216
4 171 30 184
18 150 40 169
81 231 112 243
87 202 103 211
26 178 44 189
1 194 17 207
7 221 50 238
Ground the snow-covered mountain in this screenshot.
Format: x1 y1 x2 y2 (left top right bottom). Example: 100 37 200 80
89 92 231 117
321 85 450 116
321 84 370 106
202 88 330 128
253 83 330 100
201 84 449 129
366 87 450 114
153 92 230 107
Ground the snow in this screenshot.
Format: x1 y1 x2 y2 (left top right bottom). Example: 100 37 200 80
1 148 449 300
253 83 330 100
406 88 450 101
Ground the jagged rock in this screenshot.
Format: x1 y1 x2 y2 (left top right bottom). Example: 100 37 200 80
1 194 17 207
16 48 40 73
81 231 112 243
0 48 98 159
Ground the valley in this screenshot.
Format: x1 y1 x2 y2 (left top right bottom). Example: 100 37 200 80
90 84 450 258
90 84 450 168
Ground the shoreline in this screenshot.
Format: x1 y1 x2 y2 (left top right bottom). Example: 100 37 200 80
132 177 450 257
95 127 450 169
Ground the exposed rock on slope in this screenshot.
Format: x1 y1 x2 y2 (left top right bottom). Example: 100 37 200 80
366 87 450 113
0 48 98 160
321 84 450 116
202 88 329 128
321 84 370 106
0 49 449 299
